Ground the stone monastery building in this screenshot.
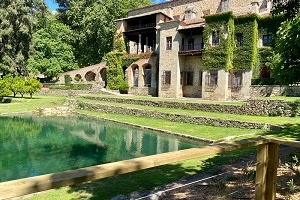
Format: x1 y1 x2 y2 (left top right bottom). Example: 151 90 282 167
116 0 275 100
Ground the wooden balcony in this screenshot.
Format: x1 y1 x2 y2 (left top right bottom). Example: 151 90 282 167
178 43 203 55
127 23 156 32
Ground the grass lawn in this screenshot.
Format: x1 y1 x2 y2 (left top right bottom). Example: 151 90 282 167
82 93 245 105
0 96 66 114
0 94 297 200
77 98 300 125
77 110 263 141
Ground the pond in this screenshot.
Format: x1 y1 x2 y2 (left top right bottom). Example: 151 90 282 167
0 115 207 182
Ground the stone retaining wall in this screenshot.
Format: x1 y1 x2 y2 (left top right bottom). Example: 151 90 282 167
83 96 299 117
250 85 300 97
77 101 268 129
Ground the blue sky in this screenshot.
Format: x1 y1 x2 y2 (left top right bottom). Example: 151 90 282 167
45 0 167 11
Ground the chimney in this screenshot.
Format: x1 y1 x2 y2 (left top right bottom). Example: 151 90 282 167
166 6 173 18
251 2 259 14
185 6 196 20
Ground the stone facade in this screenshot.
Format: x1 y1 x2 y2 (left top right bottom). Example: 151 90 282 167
56 62 107 85
125 57 158 96
250 85 300 97
117 0 275 100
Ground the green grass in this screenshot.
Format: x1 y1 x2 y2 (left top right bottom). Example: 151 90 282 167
77 98 300 125
24 147 257 200
0 94 296 200
83 93 245 105
0 96 66 114
260 96 300 102
77 110 263 140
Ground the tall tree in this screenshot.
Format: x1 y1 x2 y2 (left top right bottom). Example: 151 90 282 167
272 0 300 19
54 0 151 67
0 0 47 75
27 15 78 78
270 15 300 85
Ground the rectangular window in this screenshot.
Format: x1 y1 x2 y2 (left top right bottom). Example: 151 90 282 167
205 70 218 87
186 71 194 86
212 31 220 46
235 33 243 47
181 71 194 86
166 37 172 50
162 71 171 85
263 35 272 46
228 70 243 88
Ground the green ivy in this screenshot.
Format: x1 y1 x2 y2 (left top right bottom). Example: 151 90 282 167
233 15 259 72
202 12 234 71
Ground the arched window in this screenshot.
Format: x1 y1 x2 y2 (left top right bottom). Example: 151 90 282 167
133 66 139 87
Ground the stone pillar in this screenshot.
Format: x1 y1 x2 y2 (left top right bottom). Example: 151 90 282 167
138 34 142 54
146 37 149 52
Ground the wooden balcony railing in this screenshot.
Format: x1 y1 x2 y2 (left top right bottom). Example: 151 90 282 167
127 23 156 31
0 136 298 199
179 43 203 55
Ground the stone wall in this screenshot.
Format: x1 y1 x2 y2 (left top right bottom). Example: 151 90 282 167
83 96 300 117
250 85 300 97
77 101 268 129
128 0 266 18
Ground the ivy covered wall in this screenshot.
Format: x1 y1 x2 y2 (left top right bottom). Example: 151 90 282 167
202 12 283 80
202 12 235 71
233 15 258 73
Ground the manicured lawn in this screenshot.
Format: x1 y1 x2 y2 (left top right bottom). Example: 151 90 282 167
0 94 296 200
82 93 245 105
0 96 66 114
77 110 262 141
77 98 300 125
261 96 300 102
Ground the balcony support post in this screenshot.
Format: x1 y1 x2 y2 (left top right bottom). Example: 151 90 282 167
138 34 142 54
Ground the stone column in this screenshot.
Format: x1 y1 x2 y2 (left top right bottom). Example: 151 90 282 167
145 37 149 52
138 34 142 54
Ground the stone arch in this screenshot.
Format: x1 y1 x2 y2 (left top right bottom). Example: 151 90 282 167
142 63 152 87
131 64 139 87
74 74 82 82
85 71 96 82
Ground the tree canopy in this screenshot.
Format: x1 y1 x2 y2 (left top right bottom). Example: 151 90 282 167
270 15 300 85
27 15 78 78
54 0 151 67
0 0 47 75
272 0 300 19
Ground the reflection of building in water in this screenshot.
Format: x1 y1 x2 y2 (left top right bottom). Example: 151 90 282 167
124 129 179 156
71 130 106 148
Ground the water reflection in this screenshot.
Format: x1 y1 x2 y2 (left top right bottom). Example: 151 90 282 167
0 116 206 182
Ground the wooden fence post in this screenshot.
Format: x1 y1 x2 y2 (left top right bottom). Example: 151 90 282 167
255 143 279 200
266 143 279 200
255 144 268 200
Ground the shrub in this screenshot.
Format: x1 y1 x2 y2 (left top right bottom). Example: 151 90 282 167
119 81 129 94
2 97 12 103
64 75 72 86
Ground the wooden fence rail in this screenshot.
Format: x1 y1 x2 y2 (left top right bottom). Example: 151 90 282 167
0 136 299 199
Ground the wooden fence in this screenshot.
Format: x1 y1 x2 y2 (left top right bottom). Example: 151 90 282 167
0 136 299 199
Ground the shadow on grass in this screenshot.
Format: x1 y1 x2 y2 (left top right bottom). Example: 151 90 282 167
262 124 300 140
66 162 201 200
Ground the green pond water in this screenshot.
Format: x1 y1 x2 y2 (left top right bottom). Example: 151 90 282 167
0 115 206 182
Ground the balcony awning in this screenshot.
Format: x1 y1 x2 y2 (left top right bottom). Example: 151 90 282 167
115 11 172 22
